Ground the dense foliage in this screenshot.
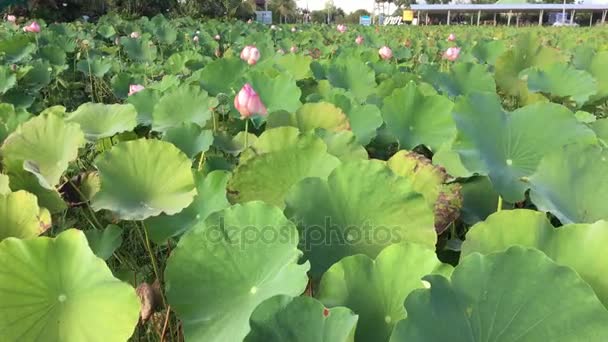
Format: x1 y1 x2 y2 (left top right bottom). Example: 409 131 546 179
1 14 608 341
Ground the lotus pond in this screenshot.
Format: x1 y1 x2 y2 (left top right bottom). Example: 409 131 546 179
1 14 608 342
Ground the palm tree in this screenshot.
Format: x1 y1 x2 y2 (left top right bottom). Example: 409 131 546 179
269 0 297 23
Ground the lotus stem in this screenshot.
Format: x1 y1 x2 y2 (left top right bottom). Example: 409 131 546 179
137 221 167 308
244 119 249 150
497 196 503 212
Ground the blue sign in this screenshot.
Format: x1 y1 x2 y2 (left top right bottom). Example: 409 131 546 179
256 11 273 25
360 15 372 26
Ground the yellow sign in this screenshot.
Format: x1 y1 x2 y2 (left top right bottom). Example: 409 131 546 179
403 10 414 22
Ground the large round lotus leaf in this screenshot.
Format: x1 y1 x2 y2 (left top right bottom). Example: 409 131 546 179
520 63 597 107
245 295 358 342
528 144 608 224
91 139 197 221
0 174 9 195
84 224 122 261
126 88 160 125
0 35 36 63
451 92 596 202
5 167 67 213
591 118 608 145
39 46 67 66
472 39 507 65
422 63 496 98
586 51 608 103
240 126 301 162
97 24 116 38
145 170 231 244
284 160 436 278
194 57 246 96
317 243 451 342
0 229 140 341
65 103 137 141
327 58 376 102
164 51 203 75
1 114 86 189
387 151 462 233
274 54 313 80
21 61 52 92
0 190 47 241
76 58 113 78
462 209 608 306
120 37 157 62
214 131 259 156
346 103 383 146
228 132 340 207
0 103 30 143
294 102 350 132
316 130 368 161
162 123 213 158
165 202 310 342
382 82 455 152
390 246 608 342
0 66 16 95
495 33 565 97
151 85 218 132
245 71 302 114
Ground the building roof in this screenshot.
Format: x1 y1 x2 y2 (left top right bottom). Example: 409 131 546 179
411 3 608 12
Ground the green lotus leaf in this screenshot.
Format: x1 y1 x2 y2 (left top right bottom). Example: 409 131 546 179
0 66 16 95
495 33 565 97
65 103 137 141
460 176 511 225
316 130 368 161
387 151 462 233
284 160 436 278
0 229 140 341
97 24 116 39
591 118 608 146
390 246 608 342
195 57 246 96
111 72 145 99
164 51 203 75
239 126 300 163
0 190 47 241
274 53 313 80
145 170 230 244
451 92 596 202
472 39 507 65
126 88 160 125
586 51 608 103
245 295 358 342
84 224 122 260
382 82 455 152
0 103 31 143
214 131 258 156
246 71 302 114
165 202 310 342
39 46 67 66
317 243 451 342
229 129 340 207
521 63 597 107
162 123 213 158
575 110 596 124
293 102 350 132
423 63 496 98
2 89 35 109
76 58 113 78
345 104 383 146
0 174 9 195
120 37 157 62
462 209 608 306
1 114 85 189
152 85 217 132
5 167 66 213
153 22 177 45
528 144 608 224
21 60 51 92
0 35 36 63
327 58 376 102
148 75 180 92
91 139 197 221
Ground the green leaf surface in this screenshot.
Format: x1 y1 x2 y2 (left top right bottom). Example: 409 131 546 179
162 123 213 158
152 85 217 132
84 224 123 260
521 63 597 107
66 103 137 141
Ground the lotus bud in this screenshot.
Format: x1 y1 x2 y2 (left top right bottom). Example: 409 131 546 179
443 47 461 61
130 31 140 39
128 84 145 96
214 34 220 41
234 83 267 119
291 27 297 32
240 45 260 65
270 25 276 30
337 24 347 33
447 33 456 41
7 15 16 23
290 46 298 53
23 21 41 33
247 19 253 24
355 35 364 45
379 46 393 60
193 35 199 43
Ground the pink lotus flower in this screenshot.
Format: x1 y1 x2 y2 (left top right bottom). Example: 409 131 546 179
7 15 16 23
214 34 220 41
240 45 261 65
23 21 41 33
443 47 461 61
447 33 456 42
379 46 393 60
290 46 298 53
130 31 140 39
355 35 364 45
337 24 347 33
128 84 145 96
234 83 267 119
193 36 199 43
